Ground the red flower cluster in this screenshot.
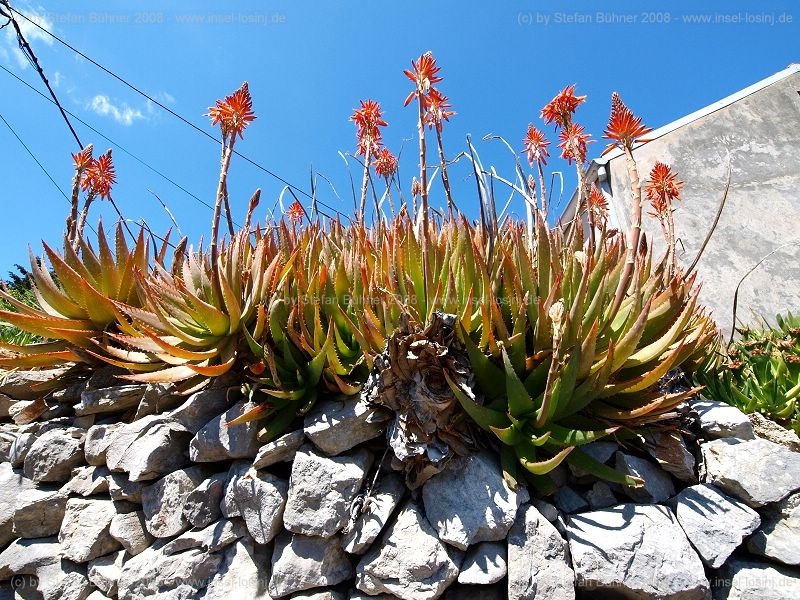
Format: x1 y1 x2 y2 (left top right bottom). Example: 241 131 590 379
80 150 116 200
403 52 443 107
646 162 683 215
540 84 586 127
286 200 305 224
602 92 653 155
589 184 609 222
207 82 256 139
374 147 398 179
71 145 94 171
351 99 388 157
558 123 593 165
424 88 455 131
522 124 550 168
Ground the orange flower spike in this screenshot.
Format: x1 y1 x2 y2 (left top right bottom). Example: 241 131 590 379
403 51 443 106
589 183 609 219
351 99 388 157
81 150 116 200
602 92 653 155
521 124 550 167
207 81 256 139
374 148 398 179
540 84 587 128
645 162 683 212
424 88 455 130
71 145 93 171
286 200 305 224
558 123 594 165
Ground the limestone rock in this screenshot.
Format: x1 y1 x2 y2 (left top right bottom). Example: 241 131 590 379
220 460 250 518
747 491 800 565
673 483 761 568
458 542 506 585
59 498 133 563
84 423 124 466
189 401 261 462
107 472 147 503
61 465 111 497
223 465 287 544
567 504 709 599
749 412 800 451
169 387 236 434
692 397 754 439
269 532 355 598
133 382 183 420
109 511 154 556
0 368 64 400
701 437 800 507
75 385 146 416
718 557 800 599
253 429 305 469
88 550 126 597
356 500 459 600
199 538 272 599
304 396 388 455
23 427 85 483
0 536 92 600
13 487 68 538
615 451 675 503
183 472 227 528
284 445 372 538
162 518 244 555
0 462 38 546
422 451 528 550
104 415 192 481
117 539 223 600
0 536 61 578
141 465 209 538
507 504 574 600
342 472 405 554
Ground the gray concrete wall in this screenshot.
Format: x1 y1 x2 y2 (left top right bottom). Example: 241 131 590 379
605 71 800 337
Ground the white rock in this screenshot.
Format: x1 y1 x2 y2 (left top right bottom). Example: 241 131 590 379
0 536 61 578
748 491 800 565
169 386 235 433
189 401 262 462
229 466 288 544
88 550 126 597
104 415 192 481
750 412 800 451
458 542 506 585
61 465 111 496
720 558 800 599
84 422 124 466
674 483 761 568
23 427 85 482
284 445 372 538
0 462 37 546
117 538 223 600
109 511 154 556
567 504 709 600
615 451 675 503
107 472 147 503
59 498 132 563
269 531 355 598
13 487 68 538
692 397 754 439
162 518 245 555
355 500 459 600
701 437 800 507
0 368 64 399
75 385 146 416
0 536 92 600
422 451 529 550
141 465 209 538
199 538 271 599
253 429 305 469
304 396 388 455
507 504 574 600
342 472 405 554
183 472 227 528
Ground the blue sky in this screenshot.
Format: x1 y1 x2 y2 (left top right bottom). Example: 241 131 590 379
0 0 797 271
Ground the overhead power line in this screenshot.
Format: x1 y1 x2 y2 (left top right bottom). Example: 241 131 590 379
6 3 317 202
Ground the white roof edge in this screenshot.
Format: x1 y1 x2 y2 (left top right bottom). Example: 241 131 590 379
597 63 800 164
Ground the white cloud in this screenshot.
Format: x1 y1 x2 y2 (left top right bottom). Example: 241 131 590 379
1 3 54 70
89 95 144 126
